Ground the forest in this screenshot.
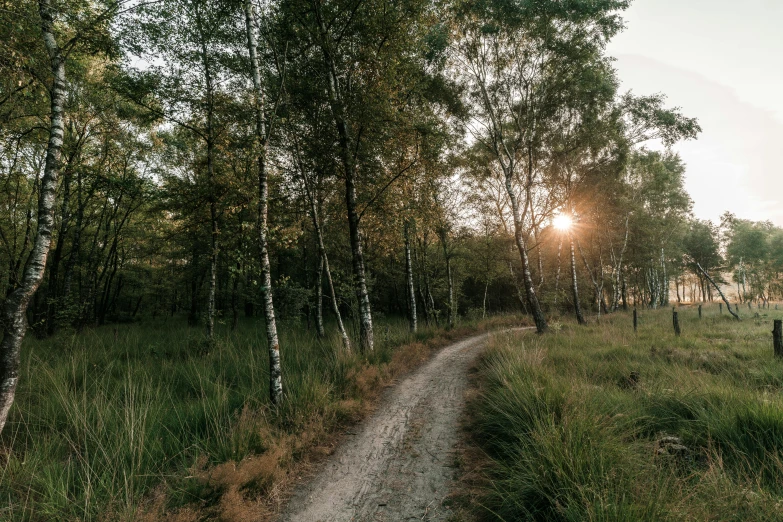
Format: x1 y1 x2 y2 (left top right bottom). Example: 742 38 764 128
3 0 783 520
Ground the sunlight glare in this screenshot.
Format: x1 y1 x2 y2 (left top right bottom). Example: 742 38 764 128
553 214 573 231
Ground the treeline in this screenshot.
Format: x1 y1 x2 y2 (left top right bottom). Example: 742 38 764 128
2 0 781 430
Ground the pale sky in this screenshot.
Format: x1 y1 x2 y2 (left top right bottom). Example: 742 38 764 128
606 0 783 226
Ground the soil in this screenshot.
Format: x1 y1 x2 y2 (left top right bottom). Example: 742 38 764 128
277 328 532 522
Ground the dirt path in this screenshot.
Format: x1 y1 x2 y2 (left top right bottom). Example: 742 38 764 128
277 328 531 522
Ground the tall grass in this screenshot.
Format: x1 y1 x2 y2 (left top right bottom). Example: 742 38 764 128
469 304 783 521
0 314 521 521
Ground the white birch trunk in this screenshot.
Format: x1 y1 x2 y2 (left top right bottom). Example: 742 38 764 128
303 174 350 351
505 177 547 332
245 0 282 403
577 240 606 317
404 221 417 333
0 0 65 433
610 215 630 312
570 235 585 325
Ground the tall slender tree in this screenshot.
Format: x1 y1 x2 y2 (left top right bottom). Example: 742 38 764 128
0 0 68 433
244 0 284 403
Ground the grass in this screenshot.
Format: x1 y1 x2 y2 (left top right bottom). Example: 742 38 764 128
464 303 783 522
0 313 524 521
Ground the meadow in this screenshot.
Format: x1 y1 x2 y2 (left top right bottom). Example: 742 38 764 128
466 303 783 521
0 314 521 521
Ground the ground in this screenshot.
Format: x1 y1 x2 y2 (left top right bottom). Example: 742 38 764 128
277 329 531 521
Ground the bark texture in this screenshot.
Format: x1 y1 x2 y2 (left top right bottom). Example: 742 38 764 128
505 179 547 333
314 2 373 351
245 0 282 403
0 0 65 433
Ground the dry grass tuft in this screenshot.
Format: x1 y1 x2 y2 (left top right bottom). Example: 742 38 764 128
217 486 267 522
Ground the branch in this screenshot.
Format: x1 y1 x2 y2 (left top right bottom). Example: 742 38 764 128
687 255 740 320
357 149 419 222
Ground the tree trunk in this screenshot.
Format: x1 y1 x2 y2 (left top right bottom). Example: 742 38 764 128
315 257 325 338
446 257 455 328
554 238 563 309
62 168 83 302
188 269 200 326
417 232 436 326
303 228 311 329
314 3 373 351
301 168 350 350
414 238 432 326
691 258 740 320
577 239 607 317
534 225 544 290
660 248 669 307
675 276 681 303
508 258 529 315
741 260 747 302
482 279 489 319
231 264 239 331
621 267 628 311
439 228 456 328
197 24 218 344
45 151 76 335
245 0 282 402
0 0 65 433
504 177 546 333
404 221 417 333
611 214 630 312
570 235 585 325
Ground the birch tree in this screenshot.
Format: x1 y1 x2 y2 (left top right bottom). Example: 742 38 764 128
1 0 69 432
244 0 284 402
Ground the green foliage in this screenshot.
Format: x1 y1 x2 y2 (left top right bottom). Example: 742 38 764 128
683 219 722 274
722 214 783 301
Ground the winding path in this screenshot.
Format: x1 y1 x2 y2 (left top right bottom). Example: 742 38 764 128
278 328 531 522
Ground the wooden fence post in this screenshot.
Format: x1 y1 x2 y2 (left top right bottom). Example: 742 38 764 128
633 308 638 333
698 304 702 319
774 320 783 358
673 308 681 337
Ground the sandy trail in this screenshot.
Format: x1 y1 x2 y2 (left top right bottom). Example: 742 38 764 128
277 328 531 522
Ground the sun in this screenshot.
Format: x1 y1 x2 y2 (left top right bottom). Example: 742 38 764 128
553 214 573 232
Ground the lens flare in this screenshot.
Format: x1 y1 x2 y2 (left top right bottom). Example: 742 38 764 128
553 214 573 231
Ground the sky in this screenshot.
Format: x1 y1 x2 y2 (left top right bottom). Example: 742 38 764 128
606 0 783 226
